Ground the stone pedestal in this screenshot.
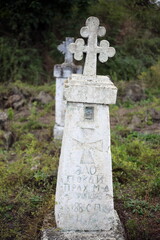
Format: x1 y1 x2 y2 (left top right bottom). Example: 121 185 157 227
55 74 119 231
41 211 125 240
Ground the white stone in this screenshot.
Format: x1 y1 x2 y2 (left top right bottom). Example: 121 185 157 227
64 74 117 105
69 16 115 76
53 38 82 139
55 16 124 237
42 210 125 239
55 102 115 230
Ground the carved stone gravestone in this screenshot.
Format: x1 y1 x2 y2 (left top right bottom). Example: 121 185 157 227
42 17 125 240
54 37 82 139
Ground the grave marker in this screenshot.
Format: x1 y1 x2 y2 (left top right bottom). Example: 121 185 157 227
54 37 82 139
43 16 125 240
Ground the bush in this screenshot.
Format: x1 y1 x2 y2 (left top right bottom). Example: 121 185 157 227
139 60 160 89
0 37 44 84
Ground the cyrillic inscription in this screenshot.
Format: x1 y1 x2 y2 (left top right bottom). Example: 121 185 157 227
71 202 111 214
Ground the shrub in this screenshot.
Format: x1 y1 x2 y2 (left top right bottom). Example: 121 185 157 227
0 37 43 84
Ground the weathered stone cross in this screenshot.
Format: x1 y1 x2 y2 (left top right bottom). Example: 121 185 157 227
58 37 74 64
69 16 115 76
52 16 125 239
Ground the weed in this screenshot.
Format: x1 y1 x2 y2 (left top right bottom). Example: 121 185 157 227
125 198 160 217
139 60 160 89
149 173 160 196
7 108 14 120
125 219 138 239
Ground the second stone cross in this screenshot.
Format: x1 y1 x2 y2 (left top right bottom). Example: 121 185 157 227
54 37 82 139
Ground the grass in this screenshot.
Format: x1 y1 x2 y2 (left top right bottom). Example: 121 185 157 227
0 80 160 239
0 131 59 239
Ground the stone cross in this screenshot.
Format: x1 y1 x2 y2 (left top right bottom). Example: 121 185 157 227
57 37 73 64
52 17 125 240
69 17 115 76
53 38 82 140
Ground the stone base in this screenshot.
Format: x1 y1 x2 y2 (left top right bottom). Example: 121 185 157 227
54 125 64 140
41 211 125 240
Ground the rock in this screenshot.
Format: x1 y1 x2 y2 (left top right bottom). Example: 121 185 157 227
12 86 21 95
3 131 14 149
31 156 41 171
12 86 31 98
34 91 52 104
123 83 145 102
5 93 26 110
128 115 142 130
0 130 14 149
0 111 8 122
148 108 160 121
0 111 8 130
31 164 39 171
21 89 31 98
5 94 22 108
13 99 25 110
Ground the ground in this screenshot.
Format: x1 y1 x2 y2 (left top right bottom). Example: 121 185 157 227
0 80 159 240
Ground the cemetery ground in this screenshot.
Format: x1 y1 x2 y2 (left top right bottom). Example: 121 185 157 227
0 79 160 240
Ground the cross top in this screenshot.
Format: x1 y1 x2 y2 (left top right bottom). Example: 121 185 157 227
69 16 115 76
58 37 74 64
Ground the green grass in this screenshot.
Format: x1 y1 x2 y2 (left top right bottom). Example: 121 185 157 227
0 80 160 239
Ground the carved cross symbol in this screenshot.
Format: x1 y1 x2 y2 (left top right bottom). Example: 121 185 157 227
58 37 74 64
69 17 115 76
73 138 103 164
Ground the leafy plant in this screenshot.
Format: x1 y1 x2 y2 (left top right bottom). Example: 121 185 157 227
7 108 14 120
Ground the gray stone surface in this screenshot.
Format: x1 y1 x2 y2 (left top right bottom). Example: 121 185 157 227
5 94 22 108
13 99 25 110
35 91 52 105
41 211 125 240
149 108 160 121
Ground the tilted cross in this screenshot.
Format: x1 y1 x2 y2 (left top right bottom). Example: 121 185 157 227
69 17 115 76
58 37 74 64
